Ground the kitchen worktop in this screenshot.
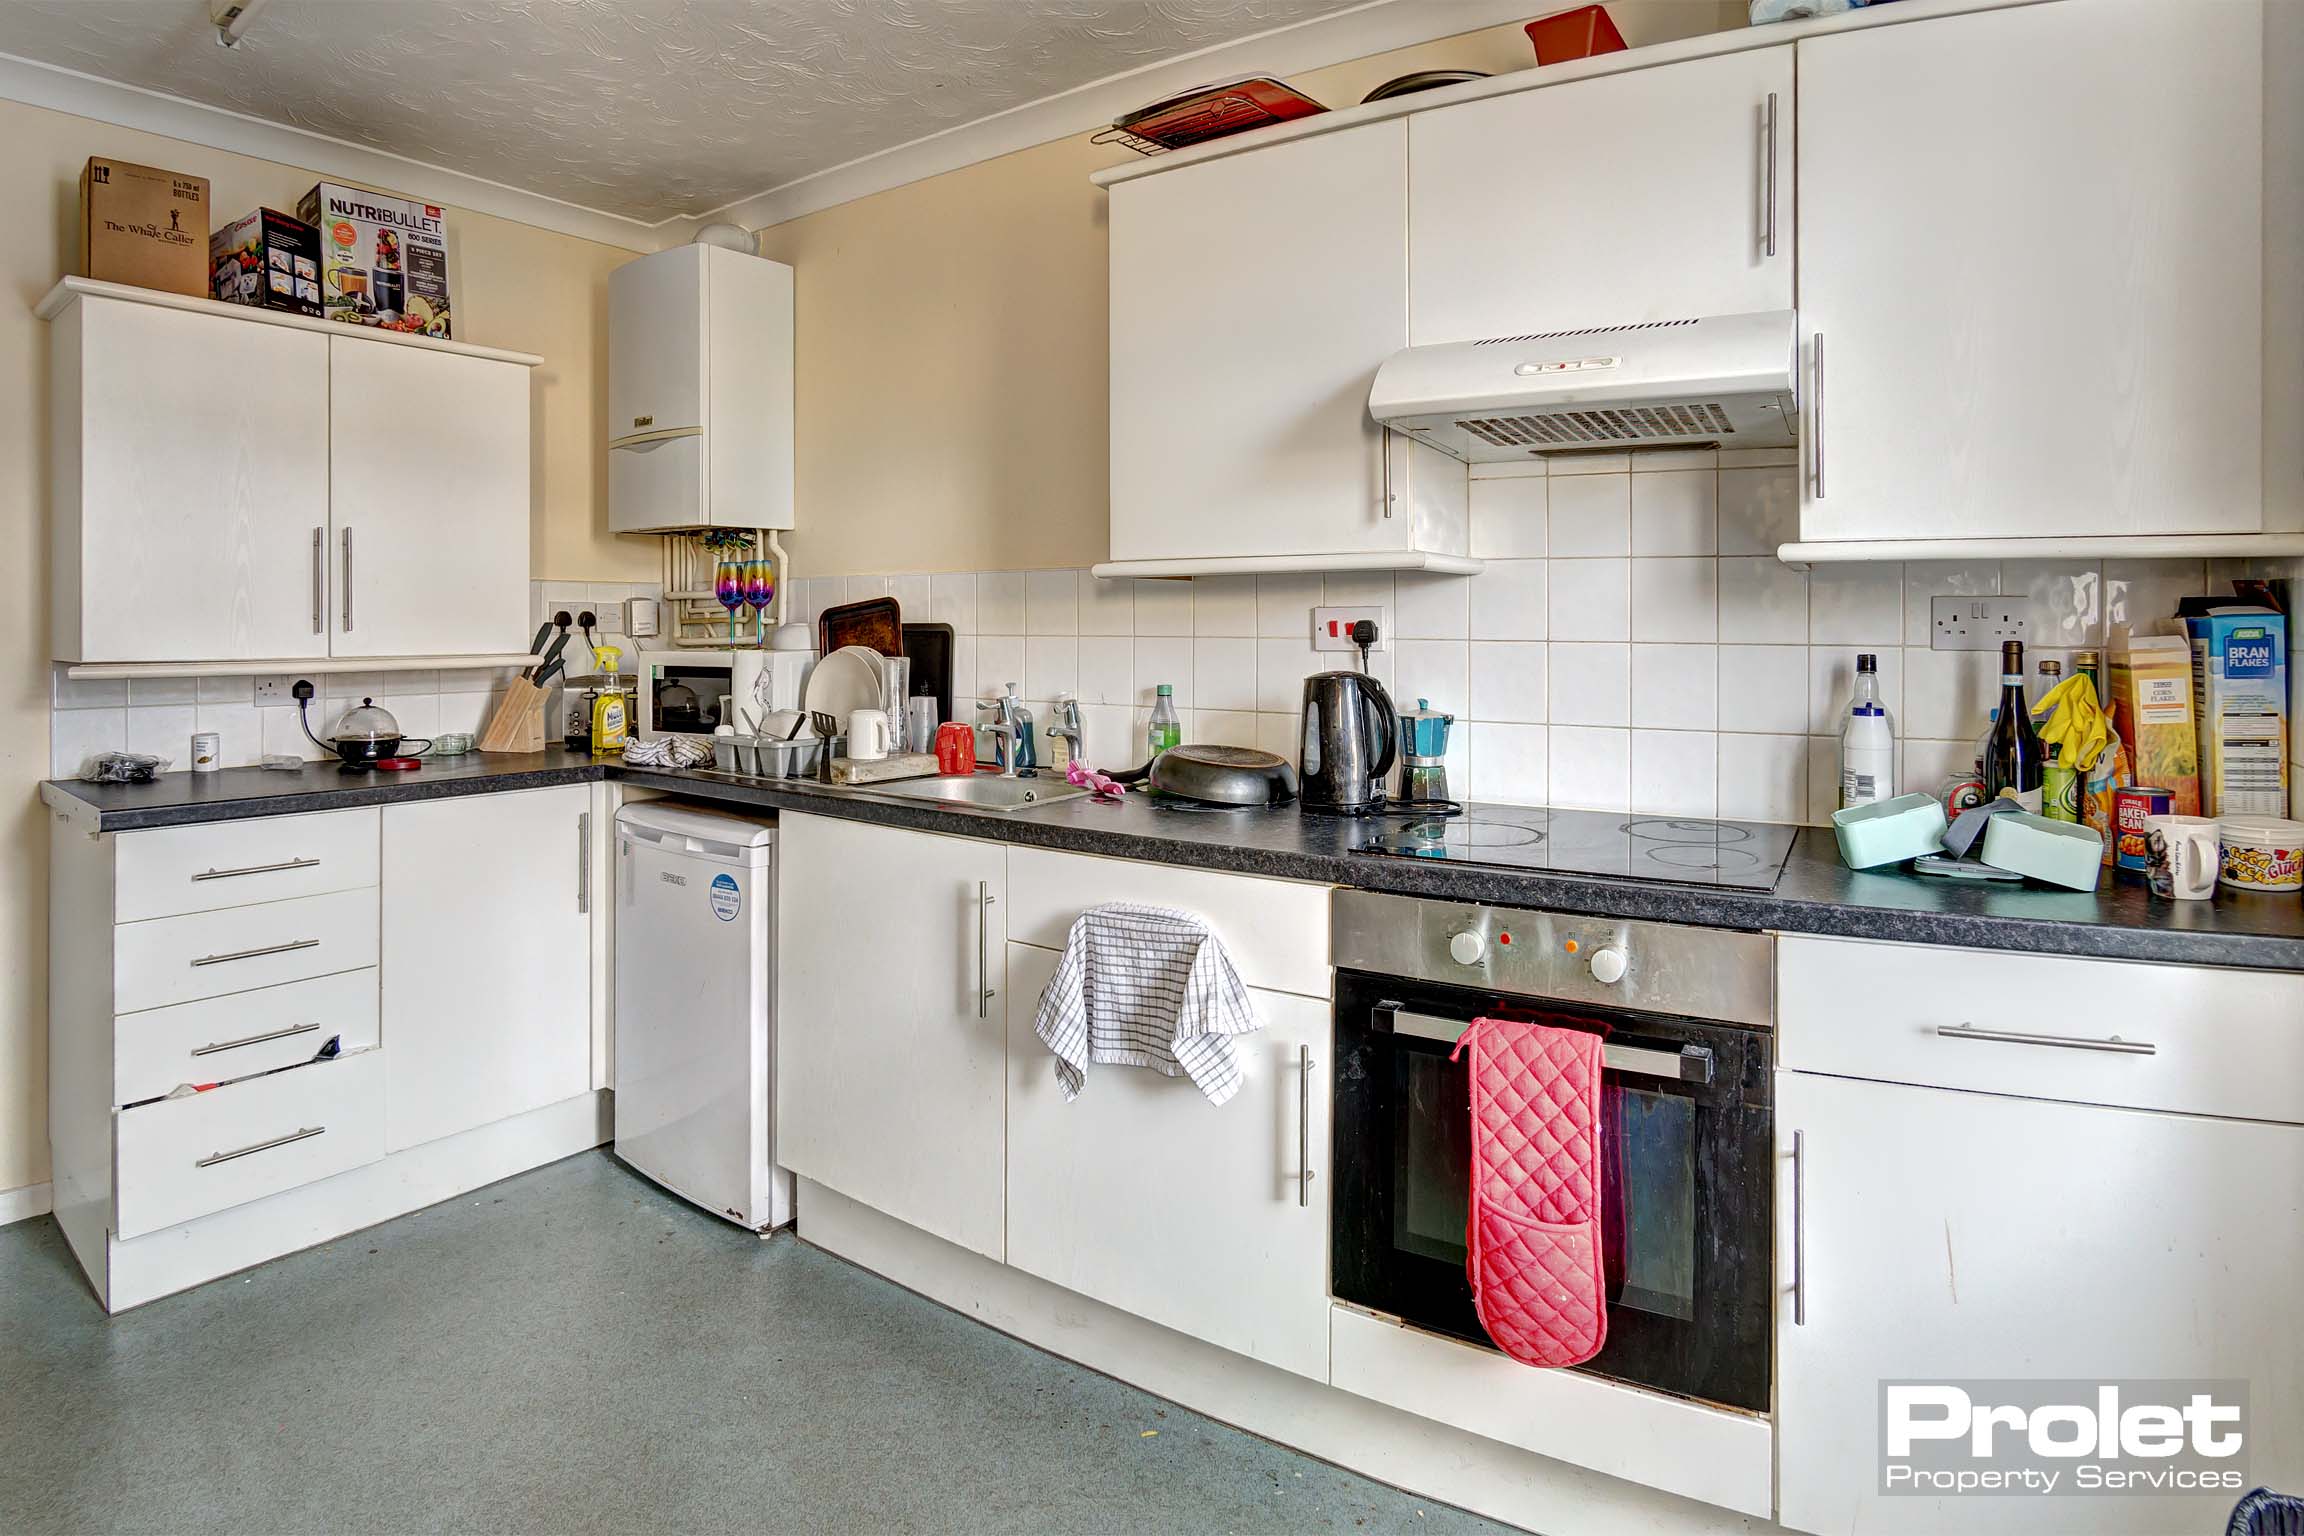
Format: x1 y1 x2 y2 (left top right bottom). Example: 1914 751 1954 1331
42 753 2304 972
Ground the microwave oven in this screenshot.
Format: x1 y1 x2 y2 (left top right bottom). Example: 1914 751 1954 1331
635 650 812 740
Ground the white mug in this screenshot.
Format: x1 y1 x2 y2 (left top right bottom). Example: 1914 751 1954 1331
2145 814 2219 900
848 708 892 762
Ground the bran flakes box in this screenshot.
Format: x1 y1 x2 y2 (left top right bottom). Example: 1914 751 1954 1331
2181 605 2288 818
296 181 452 338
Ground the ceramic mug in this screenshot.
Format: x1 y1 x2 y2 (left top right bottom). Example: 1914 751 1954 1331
2144 814 2219 900
848 708 892 762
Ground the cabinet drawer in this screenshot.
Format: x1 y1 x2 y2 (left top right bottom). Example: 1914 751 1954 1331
115 887 379 1014
114 968 379 1107
115 809 378 922
115 1049 384 1239
1006 847 1329 998
1777 935 2304 1123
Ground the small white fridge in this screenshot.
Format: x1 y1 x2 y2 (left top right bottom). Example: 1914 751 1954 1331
612 801 793 1231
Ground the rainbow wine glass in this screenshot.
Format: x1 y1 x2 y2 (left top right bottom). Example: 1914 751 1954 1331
742 559 775 646
714 560 746 643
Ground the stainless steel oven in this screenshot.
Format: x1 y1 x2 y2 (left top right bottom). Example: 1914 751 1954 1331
1329 889 1774 1414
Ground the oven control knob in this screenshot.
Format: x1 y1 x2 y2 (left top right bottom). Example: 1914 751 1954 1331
1446 930 1486 966
1587 947 1629 985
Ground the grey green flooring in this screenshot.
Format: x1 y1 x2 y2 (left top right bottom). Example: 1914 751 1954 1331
0 1149 1517 1535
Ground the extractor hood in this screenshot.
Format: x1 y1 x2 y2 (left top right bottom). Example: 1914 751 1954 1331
1368 310 1798 461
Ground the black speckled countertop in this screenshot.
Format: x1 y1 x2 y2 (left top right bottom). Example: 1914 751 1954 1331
42 753 2304 973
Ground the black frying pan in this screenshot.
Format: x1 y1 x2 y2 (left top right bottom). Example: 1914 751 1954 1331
1113 744 1297 807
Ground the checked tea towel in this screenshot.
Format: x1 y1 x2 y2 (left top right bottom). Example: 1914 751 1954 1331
1032 903 1260 1105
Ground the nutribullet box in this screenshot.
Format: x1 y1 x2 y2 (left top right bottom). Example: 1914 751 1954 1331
296 181 453 337
80 157 209 296
209 208 322 317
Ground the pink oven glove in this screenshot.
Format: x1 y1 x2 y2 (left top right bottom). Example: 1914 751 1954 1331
1063 758 1127 802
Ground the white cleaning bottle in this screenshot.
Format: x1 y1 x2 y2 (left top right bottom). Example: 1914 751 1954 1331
1839 652 1895 808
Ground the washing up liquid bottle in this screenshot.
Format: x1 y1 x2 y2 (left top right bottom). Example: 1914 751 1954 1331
1838 652 1895 809
591 645 629 755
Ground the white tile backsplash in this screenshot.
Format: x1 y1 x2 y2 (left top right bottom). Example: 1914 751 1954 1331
1471 559 1550 641
1630 470 1717 557
1024 570 1078 635
1469 476 1547 559
1468 641 1547 724
1550 725 1631 811
1547 643 1629 728
1630 557 1716 644
1631 644 1718 731
1547 472 1630 557
1546 559 1625 642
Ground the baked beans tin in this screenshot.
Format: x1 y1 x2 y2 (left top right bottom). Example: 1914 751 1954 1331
2114 786 2174 870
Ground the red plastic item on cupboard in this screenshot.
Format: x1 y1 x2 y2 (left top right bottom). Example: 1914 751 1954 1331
935 722 976 777
1525 5 1627 66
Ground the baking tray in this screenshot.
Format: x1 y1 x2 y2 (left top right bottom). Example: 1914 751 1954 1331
818 596 903 658
902 621 955 729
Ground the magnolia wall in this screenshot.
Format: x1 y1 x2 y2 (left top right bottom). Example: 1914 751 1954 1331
1 94 652 1205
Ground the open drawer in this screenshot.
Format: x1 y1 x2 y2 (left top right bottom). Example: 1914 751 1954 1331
115 1049 384 1239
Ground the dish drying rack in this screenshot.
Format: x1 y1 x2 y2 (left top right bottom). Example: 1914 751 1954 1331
1093 77 1326 157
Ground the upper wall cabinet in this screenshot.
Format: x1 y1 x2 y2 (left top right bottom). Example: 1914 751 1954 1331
1795 0 2266 545
1407 46 1793 346
1100 121 1473 577
607 245 794 534
44 281 539 666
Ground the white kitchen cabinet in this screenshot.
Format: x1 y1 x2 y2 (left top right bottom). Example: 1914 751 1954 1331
41 280 540 667
330 339 531 657
50 293 331 663
380 786 591 1152
1101 121 1472 577
1407 45 1792 346
1775 1070 2304 1535
775 814 1008 1260
1004 941 1331 1379
1795 0 2265 543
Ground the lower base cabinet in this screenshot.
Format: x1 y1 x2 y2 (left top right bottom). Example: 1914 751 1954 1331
382 786 592 1151
1775 1070 2304 1535
1003 941 1332 1380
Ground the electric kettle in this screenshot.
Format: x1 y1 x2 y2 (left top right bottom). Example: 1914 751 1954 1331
1299 670 1397 815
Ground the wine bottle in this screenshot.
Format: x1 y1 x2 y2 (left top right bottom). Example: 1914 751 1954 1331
1984 639 2045 813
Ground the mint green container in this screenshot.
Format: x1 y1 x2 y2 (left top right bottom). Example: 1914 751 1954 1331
1831 792 1948 870
1981 810 2106 891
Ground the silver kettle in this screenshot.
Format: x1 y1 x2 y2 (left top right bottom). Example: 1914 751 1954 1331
1299 670 1397 814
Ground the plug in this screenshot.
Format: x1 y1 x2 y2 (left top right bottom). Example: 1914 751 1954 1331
291 679 315 702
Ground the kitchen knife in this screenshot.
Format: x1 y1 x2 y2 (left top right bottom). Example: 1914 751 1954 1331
529 630 571 682
526 620 554 656
532 657 566 689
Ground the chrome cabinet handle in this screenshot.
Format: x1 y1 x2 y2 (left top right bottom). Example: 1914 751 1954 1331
198 1124 324 1168
576 812 590 914
977 882 996 1018
1298 1044 1317 1208
1763 92 1779 259
192 857 319 883
311 526 325 635
1809 332 1825 499
1791 1128 1807 1327
1936 1023 2156 1056
1379 427 1394 520
191 1021 320 1058
340 527 353 631
190 937 319 968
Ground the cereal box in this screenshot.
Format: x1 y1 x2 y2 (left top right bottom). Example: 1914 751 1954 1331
80 157 209 296
2181 604 2288 817
2109 634 2200 817
295 181 452 337
209 208 321 318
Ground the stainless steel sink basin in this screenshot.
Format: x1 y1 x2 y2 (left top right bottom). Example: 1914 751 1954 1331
866 775 1090 812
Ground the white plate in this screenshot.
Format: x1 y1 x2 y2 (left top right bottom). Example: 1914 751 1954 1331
803 646 886 725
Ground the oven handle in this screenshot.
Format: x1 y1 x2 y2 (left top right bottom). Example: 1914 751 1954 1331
1378 1006 1714 1085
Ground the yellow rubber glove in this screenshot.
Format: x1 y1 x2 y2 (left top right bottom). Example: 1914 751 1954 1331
2036 674 2112 773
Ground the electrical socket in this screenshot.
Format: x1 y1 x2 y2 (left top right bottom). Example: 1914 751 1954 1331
1312 606 1387 652
254 675 300 707
1930 596 2031 651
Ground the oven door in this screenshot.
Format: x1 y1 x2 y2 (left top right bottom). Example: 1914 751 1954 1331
1330 967 1773 1414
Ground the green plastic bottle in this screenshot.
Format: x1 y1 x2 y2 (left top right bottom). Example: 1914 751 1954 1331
1145 683 1181 764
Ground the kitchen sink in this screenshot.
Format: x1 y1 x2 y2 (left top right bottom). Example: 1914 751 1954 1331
866 775 1090 812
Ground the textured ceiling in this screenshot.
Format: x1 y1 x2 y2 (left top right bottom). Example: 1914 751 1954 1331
0 0 1357 223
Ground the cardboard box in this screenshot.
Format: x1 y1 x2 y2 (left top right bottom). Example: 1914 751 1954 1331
2109 633 2201 817
80 157 209 296
2182 604 2288 817
209 208 322 318
296 181 452 337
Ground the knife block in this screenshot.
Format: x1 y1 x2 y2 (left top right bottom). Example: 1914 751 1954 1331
478 678 549 754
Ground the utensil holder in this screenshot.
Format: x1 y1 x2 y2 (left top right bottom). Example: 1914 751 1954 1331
478 678 549 754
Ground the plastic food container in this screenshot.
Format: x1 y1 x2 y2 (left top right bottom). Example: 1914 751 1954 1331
1831 792 1948 870
2217 815 2304 892
1526 5 1627 66
1981 810 2106 892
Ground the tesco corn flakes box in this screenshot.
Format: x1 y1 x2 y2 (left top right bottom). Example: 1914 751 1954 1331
296 181 452 338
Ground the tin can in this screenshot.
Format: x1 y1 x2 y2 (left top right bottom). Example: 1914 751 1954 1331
2114 785 2173 870
190 731 220 773
2043 757 2080 823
